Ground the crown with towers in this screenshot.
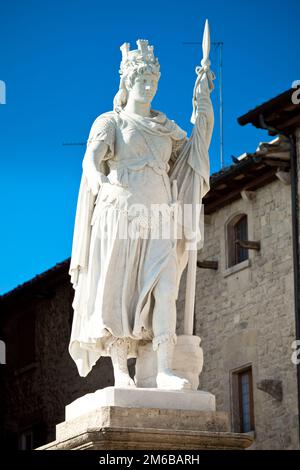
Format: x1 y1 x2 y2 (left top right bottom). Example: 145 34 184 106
119 39 160 78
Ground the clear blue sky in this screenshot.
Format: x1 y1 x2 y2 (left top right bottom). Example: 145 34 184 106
0 0 299 294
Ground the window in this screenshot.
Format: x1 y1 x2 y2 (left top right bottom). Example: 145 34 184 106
17 422 47 450
18 430 33 450
227 214 248 267
232 366 255 433
0 339 6 364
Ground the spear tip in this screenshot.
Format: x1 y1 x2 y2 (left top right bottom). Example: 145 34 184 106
202 18 211 60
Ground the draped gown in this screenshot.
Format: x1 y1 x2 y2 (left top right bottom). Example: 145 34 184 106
69 81 213 377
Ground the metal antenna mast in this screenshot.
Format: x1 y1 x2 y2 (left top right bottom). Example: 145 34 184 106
213 41 224 168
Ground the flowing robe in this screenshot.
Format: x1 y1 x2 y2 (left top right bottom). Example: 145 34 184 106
69 79 213 377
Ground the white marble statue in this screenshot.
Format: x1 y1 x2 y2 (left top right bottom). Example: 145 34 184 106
69 24 214 391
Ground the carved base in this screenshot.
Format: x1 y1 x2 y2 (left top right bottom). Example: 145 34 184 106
37 388 253 450
38 425 253 450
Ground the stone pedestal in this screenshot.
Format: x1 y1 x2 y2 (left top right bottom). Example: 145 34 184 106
37 388 253 450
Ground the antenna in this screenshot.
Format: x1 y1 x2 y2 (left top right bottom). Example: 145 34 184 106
213 41 224 168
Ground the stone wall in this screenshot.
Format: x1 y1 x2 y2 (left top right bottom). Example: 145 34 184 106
177 177 299 449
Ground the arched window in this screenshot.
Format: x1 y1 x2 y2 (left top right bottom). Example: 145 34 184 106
227 214 248 267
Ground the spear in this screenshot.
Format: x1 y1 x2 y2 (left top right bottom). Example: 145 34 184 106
184 19 213 335
190 19 213 125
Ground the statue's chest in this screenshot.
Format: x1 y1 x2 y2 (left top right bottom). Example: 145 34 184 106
115 124 172 163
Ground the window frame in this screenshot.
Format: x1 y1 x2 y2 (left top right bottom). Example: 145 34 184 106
227 213 249 268
231 365 255 433
18 429 33 450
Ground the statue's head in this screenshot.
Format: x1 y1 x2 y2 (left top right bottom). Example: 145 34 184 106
113 39 160 110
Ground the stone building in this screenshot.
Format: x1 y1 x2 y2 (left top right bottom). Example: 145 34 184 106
1 87 300 450
0 260 115 449
185 87 300 450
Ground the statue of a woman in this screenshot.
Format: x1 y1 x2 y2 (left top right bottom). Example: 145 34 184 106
69 38 213 390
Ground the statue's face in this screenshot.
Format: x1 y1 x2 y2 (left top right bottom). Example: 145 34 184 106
127 72 158 105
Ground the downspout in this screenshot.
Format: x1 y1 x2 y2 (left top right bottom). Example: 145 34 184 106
289 132 300 446
259 114 300 444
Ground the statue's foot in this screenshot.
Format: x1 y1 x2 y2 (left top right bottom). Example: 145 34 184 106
114 373 136 388
156 369 192 391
